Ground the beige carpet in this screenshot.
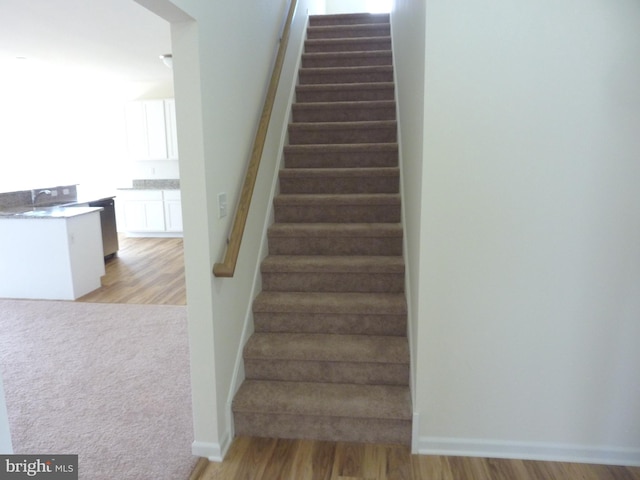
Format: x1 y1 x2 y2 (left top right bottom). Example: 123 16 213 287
232 12 412 445
0 299 196 479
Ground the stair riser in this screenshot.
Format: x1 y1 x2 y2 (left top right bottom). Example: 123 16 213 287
233 413 411 446
245 359 409 385
302 53 392 69
261 272 404 293
288 125 397 145
268 235 402 256
305 39 392 53
299 69 394 85
253 312 407 336
274 204 400 223
309 14 390 27
296 86 395 103
279 175 398 194
284 148 398 169
292 105 395 123
307 26 391 39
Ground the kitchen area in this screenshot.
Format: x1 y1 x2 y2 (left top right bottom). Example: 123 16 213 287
0 94 183 302
0 185 114 300
0 0 184 303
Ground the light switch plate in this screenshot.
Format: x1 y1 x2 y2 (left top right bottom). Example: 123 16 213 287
218 192 228 219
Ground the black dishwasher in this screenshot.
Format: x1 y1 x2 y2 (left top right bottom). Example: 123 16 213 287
89 198 119 259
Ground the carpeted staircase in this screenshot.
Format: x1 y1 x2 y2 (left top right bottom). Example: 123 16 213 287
232 12 412 446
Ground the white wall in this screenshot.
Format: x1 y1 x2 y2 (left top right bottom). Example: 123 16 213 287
137 0 323 460
401 0 640 465
0 73 131 193
325 0 391 14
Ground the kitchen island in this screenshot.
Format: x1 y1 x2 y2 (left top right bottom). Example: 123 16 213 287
0 206 105 300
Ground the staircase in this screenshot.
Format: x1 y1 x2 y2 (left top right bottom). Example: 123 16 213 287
232 12 411 446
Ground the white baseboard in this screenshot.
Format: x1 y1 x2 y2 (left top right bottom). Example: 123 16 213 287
417 436 640 467
192 431 231 462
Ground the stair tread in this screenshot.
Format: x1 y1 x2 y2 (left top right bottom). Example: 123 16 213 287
297 82 393 90
302 50 392 58
300 65 393 74
253 291 406 314
284 142 398 152
245 332 409 364
268 222 402 237
306 24 392 42
233 380 411 420
274 193 400 205
261 255 404 273
305 36 392 45
279 166 398 178
307 24 390 34
290 119 396 129
292 100 395 110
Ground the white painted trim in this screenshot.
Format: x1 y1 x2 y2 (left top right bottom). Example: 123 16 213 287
390 11 417 447
192 434 231 462
417 436 640 467
411 412 420 455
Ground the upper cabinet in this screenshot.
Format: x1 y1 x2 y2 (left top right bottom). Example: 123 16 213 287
164 99 179 160
125 99 178 161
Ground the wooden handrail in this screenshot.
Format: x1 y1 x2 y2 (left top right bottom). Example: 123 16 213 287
213 0 298 277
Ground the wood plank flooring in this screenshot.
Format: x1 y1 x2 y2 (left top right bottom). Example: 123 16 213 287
194 436 640 480
77 235 186 305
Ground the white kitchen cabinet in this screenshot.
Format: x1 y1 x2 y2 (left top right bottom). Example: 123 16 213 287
163 190 183 232
121 190 165 232
119 189 182 237
164 99 179 160
123 200 165 232
125 99 178 161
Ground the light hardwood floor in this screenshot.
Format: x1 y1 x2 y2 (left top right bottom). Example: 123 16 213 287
77 235 186 305
193 436 640 480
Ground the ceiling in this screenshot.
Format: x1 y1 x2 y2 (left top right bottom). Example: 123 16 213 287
0 0 173 85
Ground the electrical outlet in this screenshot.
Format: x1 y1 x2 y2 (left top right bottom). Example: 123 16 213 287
50 189 58 197
218 192 228 219
63 188 69 195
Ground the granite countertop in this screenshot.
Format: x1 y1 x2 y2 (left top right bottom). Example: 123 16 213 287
0 205 103 220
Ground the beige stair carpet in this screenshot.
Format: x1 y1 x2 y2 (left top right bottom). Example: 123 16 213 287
233 12 412 446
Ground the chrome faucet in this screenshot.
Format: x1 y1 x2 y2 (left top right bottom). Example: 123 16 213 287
31 189 52 205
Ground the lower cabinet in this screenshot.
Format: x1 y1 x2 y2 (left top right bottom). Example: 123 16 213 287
119 190 182 236
163 190 183 232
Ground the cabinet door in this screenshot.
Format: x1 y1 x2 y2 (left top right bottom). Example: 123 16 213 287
144 100 168 160
164 99 179 160
164 200 183 232
123 201 165 231
124 100 168 160
144 201 166 231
